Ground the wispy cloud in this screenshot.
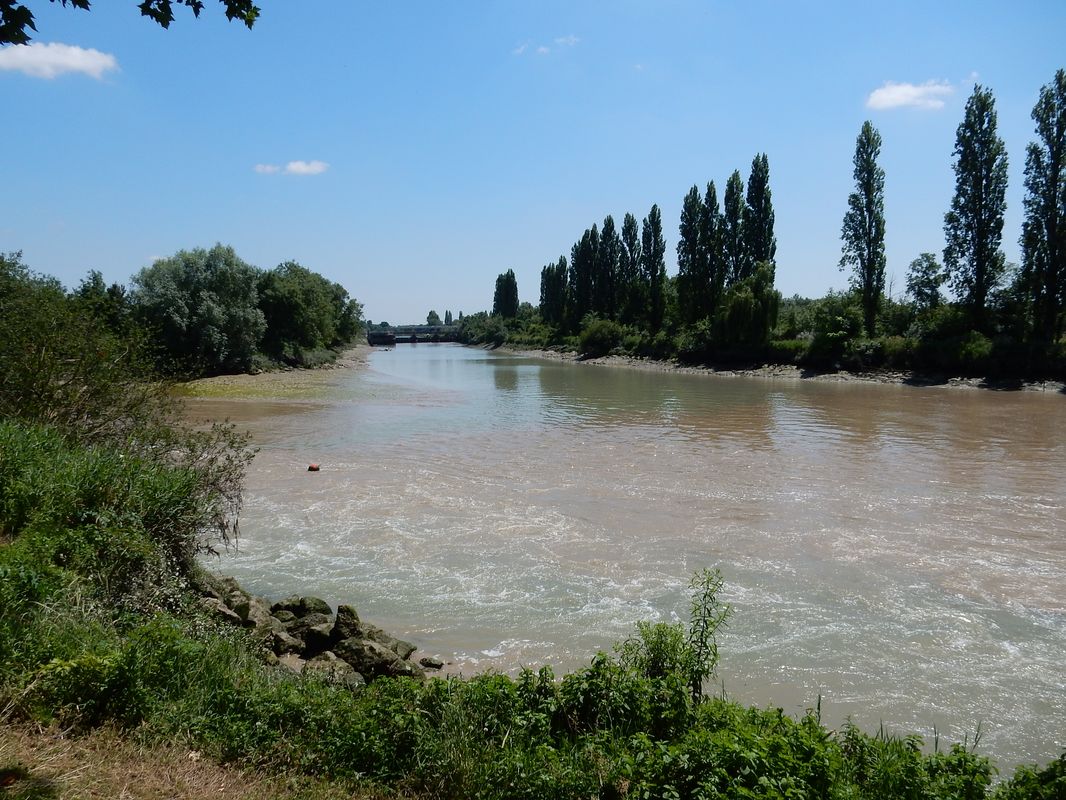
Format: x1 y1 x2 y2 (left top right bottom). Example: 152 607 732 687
254 160 329 176
866 80 954 110
0 42 118 79
513 35 579 57
285 160 329 175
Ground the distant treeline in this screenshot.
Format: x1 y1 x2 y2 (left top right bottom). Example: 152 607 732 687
462 70 1066 380
0 244 363 380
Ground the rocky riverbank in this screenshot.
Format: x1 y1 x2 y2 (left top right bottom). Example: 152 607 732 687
192 570 443 687
508 347 1066 392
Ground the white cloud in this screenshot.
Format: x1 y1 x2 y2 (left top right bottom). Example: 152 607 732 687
254 163 280 174
512 42 528 56
554 34 579 47
284 160 329 175
536 45 550 55
0 41 118 79
866 80 954 110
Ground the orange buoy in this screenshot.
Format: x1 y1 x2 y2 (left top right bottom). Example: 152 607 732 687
307 463 320 472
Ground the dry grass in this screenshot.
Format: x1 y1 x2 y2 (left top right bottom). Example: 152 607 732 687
0 724 390 800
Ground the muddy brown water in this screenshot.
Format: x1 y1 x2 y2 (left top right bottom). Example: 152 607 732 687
191 344 1066 768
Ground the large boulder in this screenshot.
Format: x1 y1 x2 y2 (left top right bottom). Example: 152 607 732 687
271 595 333 619
364 623 416 660
331 605 363 642
305 652 366 689
333 637 406 679
270 624 305 656
233 596 275 631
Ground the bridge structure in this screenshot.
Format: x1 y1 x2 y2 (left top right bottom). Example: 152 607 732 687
366 324 461 346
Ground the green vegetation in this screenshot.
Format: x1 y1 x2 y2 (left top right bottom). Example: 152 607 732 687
3 245 363 380
460 70 1066 382
1 262 1064 797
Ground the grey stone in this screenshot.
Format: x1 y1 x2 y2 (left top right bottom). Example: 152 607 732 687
271 609 297 624
419 656 444 670
277 654 306 674
233 596 274 631
301 622 335 658
331 604 362 642
271 628 305 656
364 623 416 660
271 595 333 619
199 596 242 626
333 637 404 679
287 612 332 638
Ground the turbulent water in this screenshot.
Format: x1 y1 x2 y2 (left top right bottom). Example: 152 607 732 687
196 344 1066 768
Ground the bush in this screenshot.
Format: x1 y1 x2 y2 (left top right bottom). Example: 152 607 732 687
578 318 624 357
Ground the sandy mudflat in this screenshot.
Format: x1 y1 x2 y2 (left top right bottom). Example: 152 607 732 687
177 344 372 401
508 347 1066 393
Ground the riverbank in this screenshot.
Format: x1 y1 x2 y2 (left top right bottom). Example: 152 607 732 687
508 346 1066 392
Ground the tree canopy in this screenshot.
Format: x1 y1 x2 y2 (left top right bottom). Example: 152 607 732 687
0 0 259 44
840 121 887 337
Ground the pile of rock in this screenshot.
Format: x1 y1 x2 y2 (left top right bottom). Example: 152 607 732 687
194 572 444 687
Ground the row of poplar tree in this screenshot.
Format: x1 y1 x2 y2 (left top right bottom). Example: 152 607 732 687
533 152 777 338
489 68 1065 357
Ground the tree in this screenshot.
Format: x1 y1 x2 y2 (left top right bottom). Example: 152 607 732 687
1020 69 1066 343
492 269 519 318
568 226 598 329
742 153 777 276
702 181 726 320
539 256 568 327
641 205 667 333
618 212 644 325
444 309 453 325
0 0 260 45
595 215 620 318
840 121 887 337
944 85 1009 330
677 184 706 326
426 309 442 326
905 253 947 310
722 170 746 285
131 244 265 375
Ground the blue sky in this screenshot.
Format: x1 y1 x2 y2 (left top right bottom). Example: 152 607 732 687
2 1 1064 324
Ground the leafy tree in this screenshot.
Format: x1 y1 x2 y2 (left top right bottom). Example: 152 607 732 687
131 244 265 375
619 212 644 325
256 260 361 362
426 309 442 326
906 253 947 311
73 269 130 335
743 153 777 277
0 0 260 44
1020 69 1066 343
713 262 780 348
641 204 667 333
722 170 746 285
944 85 1009 330
492 268 519 318
840 121 887 337
539 256 568 327
444 309 453 325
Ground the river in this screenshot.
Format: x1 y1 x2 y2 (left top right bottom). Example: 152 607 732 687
195 343 1066 768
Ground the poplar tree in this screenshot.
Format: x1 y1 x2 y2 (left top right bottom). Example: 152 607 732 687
840 121 887 337
677 185 705 325
943 85 1008 330
722 171 746 285
619 212 644 324
568 226 597 328
539 256 568 327
743 153 777 275
641 205 667 333
596 215 621 318
702 181 726 319
1020 69 1066 343
492 269 519 318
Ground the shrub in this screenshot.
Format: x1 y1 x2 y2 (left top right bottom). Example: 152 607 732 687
578 318 624 357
